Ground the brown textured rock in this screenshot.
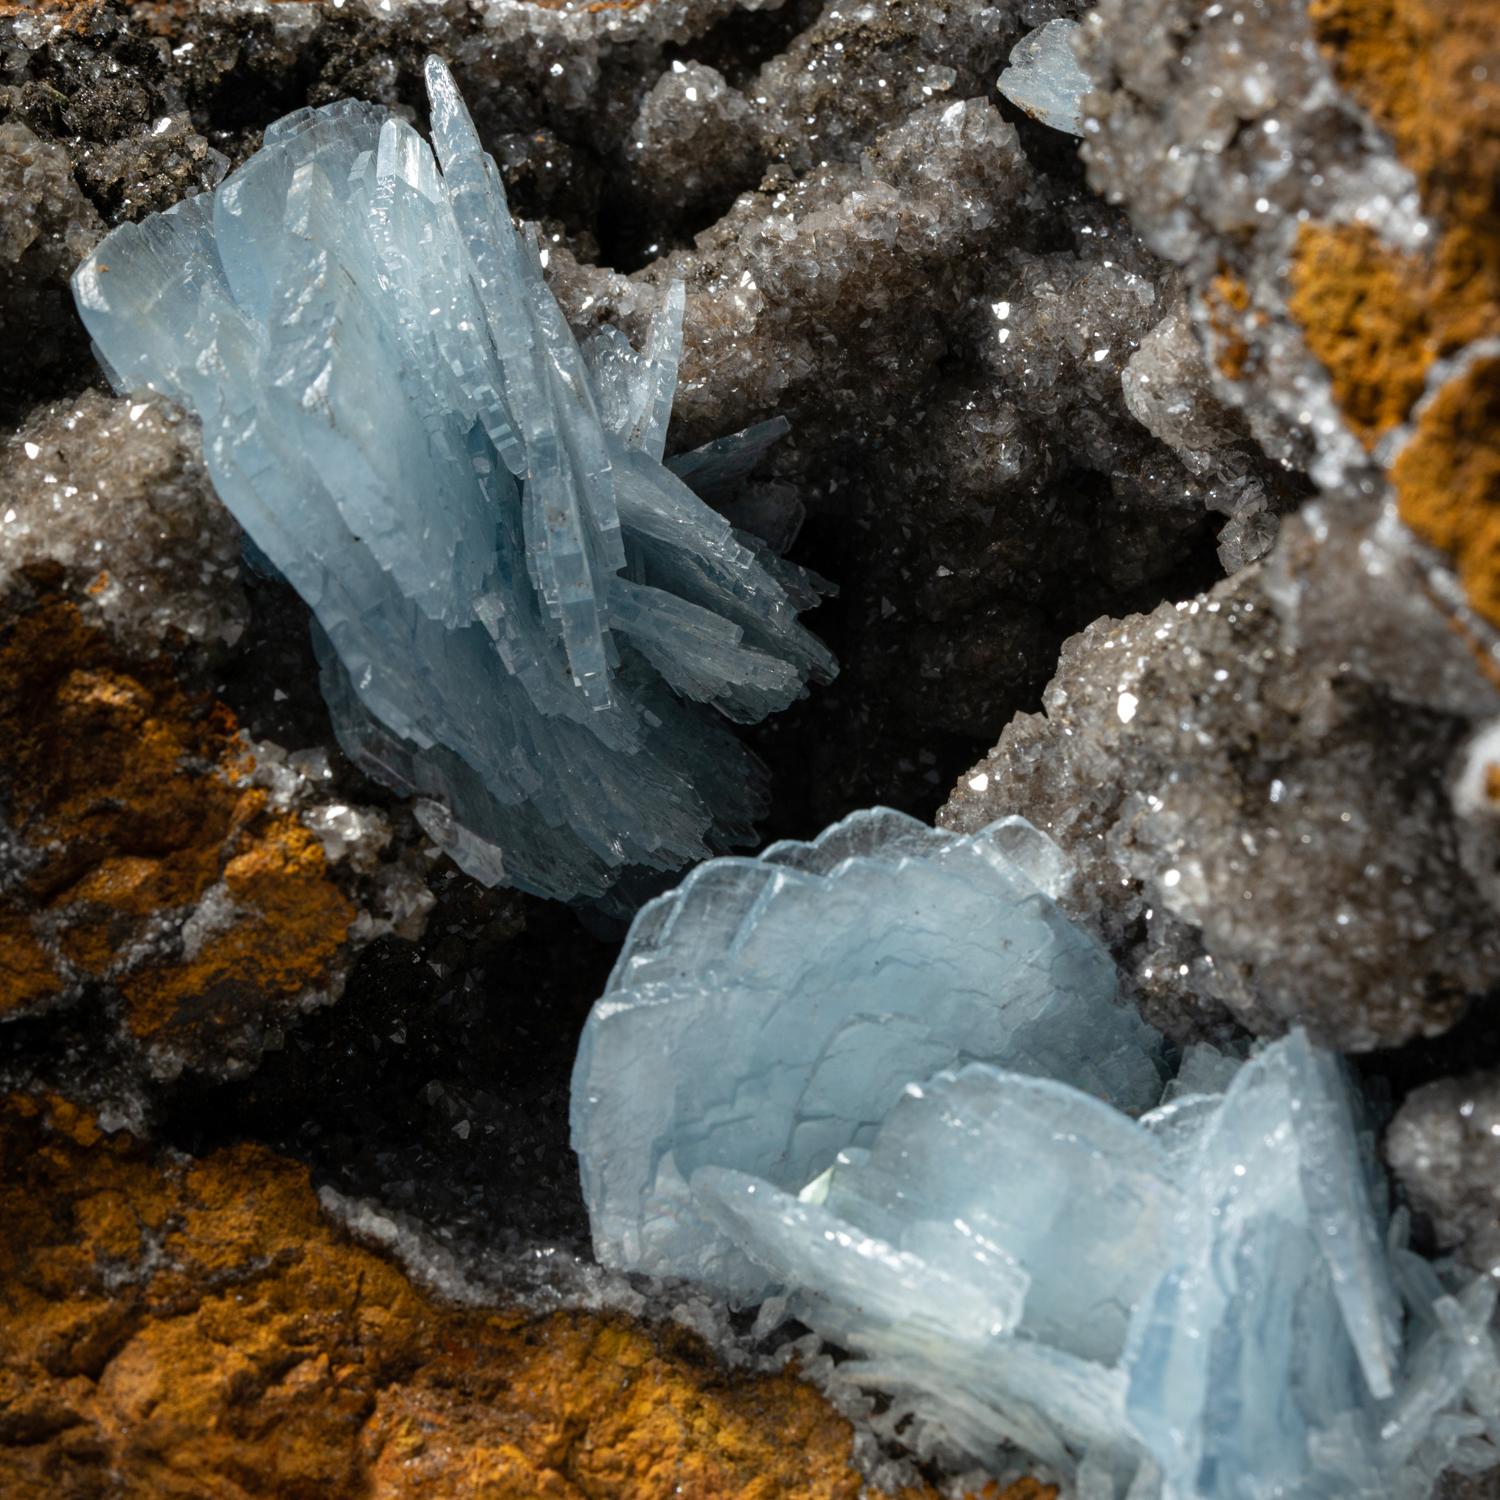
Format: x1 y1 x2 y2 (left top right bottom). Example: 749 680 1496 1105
0 1091 1044 1500
0 1 100 18
0 591 358 1074
1293 0 1500 628
1076 0 1408 483
1286 222 1499 449
0 390 434 1084
1308 0 1500 244
1391 351 1500 628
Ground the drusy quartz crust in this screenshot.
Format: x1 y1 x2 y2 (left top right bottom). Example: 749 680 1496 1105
70 58 833 903
572 810 1500 1499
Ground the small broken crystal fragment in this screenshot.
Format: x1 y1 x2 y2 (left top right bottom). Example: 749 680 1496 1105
997 20 1090 138
71 59 833 903
572 809 1500 1497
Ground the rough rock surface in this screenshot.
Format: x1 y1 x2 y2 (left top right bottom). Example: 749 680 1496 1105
0 390 433 1093
1 0 1295 827
0 585 431 1083
1075 0 1500 634
1 0 1499 1490
0 391 245 651
1301 0 1500 588
549 95 1297 785
0 120 103 424
941 499 1500 1049
937 0 1500 1268
1076 0 1421 485
0 1090 1045 1500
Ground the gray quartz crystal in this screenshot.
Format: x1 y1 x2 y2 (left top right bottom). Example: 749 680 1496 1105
941 499 1500 1049
1075 0 1422 482
0 390 247 651
0 122 104 422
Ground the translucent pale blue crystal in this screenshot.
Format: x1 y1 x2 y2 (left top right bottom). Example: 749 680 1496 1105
71 59 834 902
571 807 1167 1299
997 19 1091 137
571 808 1500 1497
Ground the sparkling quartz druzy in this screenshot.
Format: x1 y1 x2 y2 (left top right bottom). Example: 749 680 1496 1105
71 59 834 903
571 809 1500 1498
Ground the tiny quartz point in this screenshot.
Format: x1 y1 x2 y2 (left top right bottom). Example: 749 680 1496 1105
71 59 834 903
997 19 1091 137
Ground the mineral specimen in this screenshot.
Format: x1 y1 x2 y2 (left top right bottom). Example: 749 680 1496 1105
0 120 104 424
0 392 434 1094
71 58 833 903
572 811 1500 1497
997 20 1090 137
539 13 1300 800
941 497 1500 1050
572 808 1165 1298
6 0 1500 1493
0 390 245 652
1075 0 1423 483
1388 1070 1500 1281
8 0 1301 830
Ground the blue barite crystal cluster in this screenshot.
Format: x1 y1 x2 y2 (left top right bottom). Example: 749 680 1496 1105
571 809 1500 1498
71 58 833 902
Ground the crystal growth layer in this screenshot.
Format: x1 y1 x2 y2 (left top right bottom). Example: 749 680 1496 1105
571 808 1500 1499
71 58 834 902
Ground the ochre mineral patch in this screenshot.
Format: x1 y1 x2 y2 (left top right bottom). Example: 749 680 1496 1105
1308 0 1500 239
1204 269 1258 384
1295 0 1500 625
0 1092 1047 1500
972 1486 1058 1500
0 589 354 1061
1286 224 1496 448
0 1 98 27
1390 353 1500 626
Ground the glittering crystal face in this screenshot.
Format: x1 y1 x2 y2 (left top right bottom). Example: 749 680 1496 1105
571 808 1500 1498
71 57 833 903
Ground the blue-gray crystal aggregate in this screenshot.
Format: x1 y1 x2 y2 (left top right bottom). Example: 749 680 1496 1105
572 807 1166 1300
571 808 1500 1498
997 20 1090 137
70 58 833 902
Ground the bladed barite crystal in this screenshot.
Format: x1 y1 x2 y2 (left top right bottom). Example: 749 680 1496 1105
997 19 1091 137
71 58 833 902
572 809 1500 1498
